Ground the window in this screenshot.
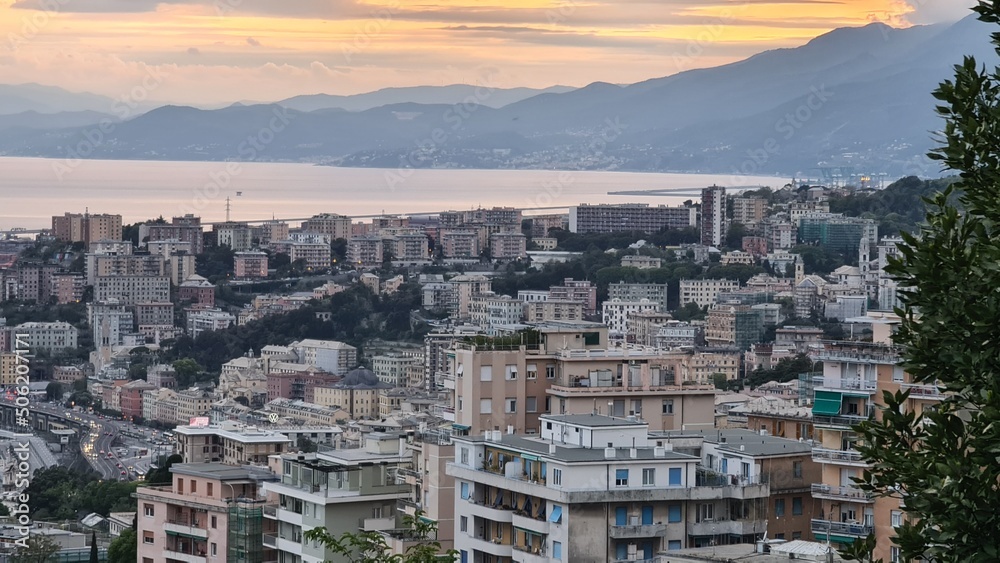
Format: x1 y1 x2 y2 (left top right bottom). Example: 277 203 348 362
143 504 154 517
668 504 682 523
793 461 802 478
615 469 629 486
142 532 154 545
527 364 537 379
668 467 682 487
211 543 217 556
668 540 682 551
792 497 803 516
211 516 217 529
191 480 197 493
460 482 470 500
479 399 492 414
553 541 562 560
890 547 901 563
505 398 517 413
792 532 802 540
775 533 785 540
544 397 551 413
457 397 463 411
480 366 492 381
460 448 470 465
526 397 537 413
177 479 184 494
207 482 213 496
373 506 383 519
505 365 517 380
552 468 562 486
891 510 903 528
460 516 468 533
662 399 674 414
775 498 785 517
642 468 655 486
700 503 714 521
631 399 642 415
546 365 555 379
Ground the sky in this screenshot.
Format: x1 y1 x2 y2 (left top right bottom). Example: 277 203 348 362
0 0 978 106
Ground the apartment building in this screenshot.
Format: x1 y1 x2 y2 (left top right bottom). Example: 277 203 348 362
86 253 165 286
141 216 205 255
809 327 931 562
233 251 269 280
470 294 525 331
147 364 177 389
441 230 480 259
524 300 584 324
213 222 253 251
447 415 769 563
447 323 717 435
548 278 597 315
258 220 290 245
313 368 392 419
529 214 568 237
13 322 78 353
347 235 384 269
135 463 276 563
51 272 85 304
265 398 350 427
52 212 122 245
788 201 831 226
602 299 659 338
679 279 740 309
452 275 492 320
385 232 430 263
654 322 701 350
270 241 332 270
262 433 413 563
174 422 292 464
147 239 193 257
704 305 765 351
89 301 135 348
675 348 741 384
627 311 674 347
621 255 662 269
176 389 215 424
733 196 767 228
391 430 456 556
179 275 216 306
798 215 878 255
290 339 358 376
187 309 236 339
608 282 669 311
266 369 341 402
301 213 353 241
701 186 727 247
120 380 156 419
490 232 528 261
569 204 696 234
372 353 424 387
95 275 171 305
135 301 174 328
166 253 197 286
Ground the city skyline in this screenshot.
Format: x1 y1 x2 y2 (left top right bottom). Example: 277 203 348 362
0 0 975 106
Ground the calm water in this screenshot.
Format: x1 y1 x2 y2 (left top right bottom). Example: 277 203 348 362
0 157 782 229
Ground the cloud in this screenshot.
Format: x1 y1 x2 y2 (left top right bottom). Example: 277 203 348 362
901 0 977 24
187 47 201 55
246 36 261 47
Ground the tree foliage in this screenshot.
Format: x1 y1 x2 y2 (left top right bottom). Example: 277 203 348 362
847 3 1000 561
827 176 958 237
746 354 816 388
303 512 455 563
11 534 59 563
106 529 136 563
24 466 137 520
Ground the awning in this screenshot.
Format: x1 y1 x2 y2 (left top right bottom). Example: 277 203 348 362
813 390 843 416
549 506 563 523
451 423 471 430
521 454 539 462
166 530 203 540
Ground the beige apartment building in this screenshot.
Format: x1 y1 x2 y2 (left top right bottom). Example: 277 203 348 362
445 322 717 435
52 212 123 245
95 275 171 305
174 422 292 465
524 300 584 323
347 235 383 269
86 254 165 286
679 278 741 308
234 251 269 280
301 213 353 240
135 463 276 563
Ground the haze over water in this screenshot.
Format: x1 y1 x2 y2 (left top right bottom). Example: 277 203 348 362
0 157 783 230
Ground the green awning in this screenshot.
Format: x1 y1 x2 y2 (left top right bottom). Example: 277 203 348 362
166 530 203 540
521 454 539 462
813 390 843 415
451 424 471 430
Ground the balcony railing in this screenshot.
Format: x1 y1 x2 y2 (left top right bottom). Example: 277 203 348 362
262 504 277 518
262 534 277 548
812 448 867 465
813 412 872 428
811 519 873 537
811 484 874 503
609 524 668 539
512 544 546 556
901 383 945 400
814 376 876 392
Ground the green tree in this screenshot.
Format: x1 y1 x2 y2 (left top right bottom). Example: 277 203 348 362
45 382 63 401
106 529 136 563
89 532 98 563
11 534 59 563
846 3 1000 561
304 512 455 563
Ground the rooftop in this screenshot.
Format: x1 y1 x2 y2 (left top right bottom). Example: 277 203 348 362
456 433 696 464
169 462 278 483
657 429 813 458
541 413 646 428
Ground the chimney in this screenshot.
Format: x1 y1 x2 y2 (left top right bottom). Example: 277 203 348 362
629 448 638 459
549 443 557 454
604 447 616 459
740 445 745 452
664 443 673 452
507 425 515 435
654 446 666 458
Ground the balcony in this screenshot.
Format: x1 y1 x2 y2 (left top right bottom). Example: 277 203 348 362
817 348 901 365
163 549 207 563
512 543 547 563
689 519 763 537
814 376 876 393
397 498 422 518
164 519 208 539
812 413 871 429
811 484 874 503
465 535 514 558
465 497 514 523
811 519 873 539
609 523 668 539
362 517 397 532
262 504 277 519
262 534 277 548
811 448 868 466
901 382 944 401
395 467 423 486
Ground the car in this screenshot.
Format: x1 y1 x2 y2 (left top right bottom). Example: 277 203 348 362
121 471 127 475
99 450 104 454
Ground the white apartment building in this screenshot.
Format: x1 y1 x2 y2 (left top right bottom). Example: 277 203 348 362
174 421 292 465
679 279 740 309
186 308 236 339
290 339 358 376
602 299 659 338
470 294 525 331
14 322 78 353
490 232 528 261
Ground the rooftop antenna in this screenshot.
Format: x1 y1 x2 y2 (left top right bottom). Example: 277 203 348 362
226 197 231 222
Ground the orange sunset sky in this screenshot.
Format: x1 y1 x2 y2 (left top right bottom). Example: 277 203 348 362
0 0 977 105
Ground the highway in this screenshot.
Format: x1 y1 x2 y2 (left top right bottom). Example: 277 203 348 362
0 399 170 481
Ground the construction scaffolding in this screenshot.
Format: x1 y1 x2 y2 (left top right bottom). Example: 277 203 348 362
228 499 264 563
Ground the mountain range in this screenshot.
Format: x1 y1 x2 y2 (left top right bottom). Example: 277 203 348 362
0 15 995 177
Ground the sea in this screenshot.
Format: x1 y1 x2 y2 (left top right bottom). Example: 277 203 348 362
0 157 784 230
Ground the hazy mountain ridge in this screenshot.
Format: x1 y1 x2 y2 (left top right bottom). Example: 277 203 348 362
0 16 993 176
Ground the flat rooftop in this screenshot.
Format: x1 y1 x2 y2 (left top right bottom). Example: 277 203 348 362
455 434 695 464
655 429 813 457
170 462 277 482
542 413 646 428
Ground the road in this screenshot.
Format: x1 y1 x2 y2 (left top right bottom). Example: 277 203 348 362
0 399 170 482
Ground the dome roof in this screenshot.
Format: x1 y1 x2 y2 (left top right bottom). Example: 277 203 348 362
338 367 386 388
